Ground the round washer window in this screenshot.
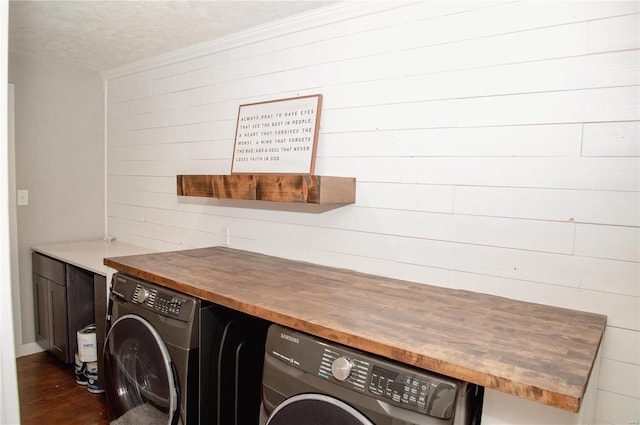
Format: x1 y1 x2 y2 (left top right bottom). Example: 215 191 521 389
103 314 178 425
266 393 374 425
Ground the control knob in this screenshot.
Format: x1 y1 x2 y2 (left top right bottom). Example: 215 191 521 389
137 287 150 303
331 356 353 381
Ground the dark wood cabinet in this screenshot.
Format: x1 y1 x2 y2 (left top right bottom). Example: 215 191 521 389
32 252 95 364
33 273 50 349
48 280 68 360
93 274 106 385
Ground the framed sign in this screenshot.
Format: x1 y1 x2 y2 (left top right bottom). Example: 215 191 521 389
231 94 323 174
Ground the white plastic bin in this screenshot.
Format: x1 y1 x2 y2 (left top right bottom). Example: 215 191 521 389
77 323 97 362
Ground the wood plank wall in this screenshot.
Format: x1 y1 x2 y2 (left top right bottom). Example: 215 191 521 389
104 2 639 423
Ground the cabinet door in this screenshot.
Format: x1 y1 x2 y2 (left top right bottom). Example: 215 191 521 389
94 274 107 386
33 274 49 350
48 282 69 363
66 264 95 360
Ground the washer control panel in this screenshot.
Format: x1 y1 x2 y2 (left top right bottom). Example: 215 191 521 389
111 273 195 321
133 284 185 316
265 324 459 420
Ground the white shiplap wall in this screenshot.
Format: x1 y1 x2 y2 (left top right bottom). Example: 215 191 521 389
104 1 639 423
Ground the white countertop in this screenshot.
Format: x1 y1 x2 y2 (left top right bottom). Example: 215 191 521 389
32 239 155 276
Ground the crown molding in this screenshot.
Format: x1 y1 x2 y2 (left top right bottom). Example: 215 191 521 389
100 1 404 81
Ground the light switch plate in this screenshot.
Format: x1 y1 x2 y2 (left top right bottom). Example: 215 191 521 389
17 190 29 206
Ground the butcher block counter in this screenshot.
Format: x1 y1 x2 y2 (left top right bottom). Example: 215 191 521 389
104 246 606 414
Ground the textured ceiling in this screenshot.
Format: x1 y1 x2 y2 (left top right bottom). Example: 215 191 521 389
8 0 336 71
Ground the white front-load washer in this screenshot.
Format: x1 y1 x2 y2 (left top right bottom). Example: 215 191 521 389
260 325 483 425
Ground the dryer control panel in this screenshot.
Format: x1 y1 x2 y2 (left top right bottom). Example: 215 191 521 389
368 364 457 419
265 324 461 421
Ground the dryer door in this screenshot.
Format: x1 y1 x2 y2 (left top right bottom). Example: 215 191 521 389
103 314 178 425
266 393 375 425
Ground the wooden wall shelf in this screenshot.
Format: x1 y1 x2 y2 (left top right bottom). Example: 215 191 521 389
177 174 356 206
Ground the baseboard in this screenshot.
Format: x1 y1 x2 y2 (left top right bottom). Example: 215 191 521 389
18 342 44 357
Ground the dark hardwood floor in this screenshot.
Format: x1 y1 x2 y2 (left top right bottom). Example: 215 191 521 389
16 352 108 425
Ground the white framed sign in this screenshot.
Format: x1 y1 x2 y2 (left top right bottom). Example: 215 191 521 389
231 94 323 174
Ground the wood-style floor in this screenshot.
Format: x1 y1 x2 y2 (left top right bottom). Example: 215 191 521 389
16 352 108 425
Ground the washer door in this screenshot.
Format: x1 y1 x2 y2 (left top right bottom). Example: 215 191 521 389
266 393 375 425
103 314 178 425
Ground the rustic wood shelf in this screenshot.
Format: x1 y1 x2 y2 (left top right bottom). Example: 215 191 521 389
177 174 356 206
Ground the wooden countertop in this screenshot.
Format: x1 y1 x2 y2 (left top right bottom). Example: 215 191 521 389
104 246 606 413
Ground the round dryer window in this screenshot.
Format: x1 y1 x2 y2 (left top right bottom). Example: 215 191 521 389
266 394 374 425
103 314 178 425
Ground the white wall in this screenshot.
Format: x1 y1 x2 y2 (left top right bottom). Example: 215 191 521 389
8 53 105 352
1 1 21 421
103 2 639 424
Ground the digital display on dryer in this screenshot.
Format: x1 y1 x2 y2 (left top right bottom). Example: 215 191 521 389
368 365 431 413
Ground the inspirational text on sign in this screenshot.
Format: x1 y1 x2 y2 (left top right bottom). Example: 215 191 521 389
231 94 322 174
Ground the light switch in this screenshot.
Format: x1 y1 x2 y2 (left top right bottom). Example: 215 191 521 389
17 190 29 206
